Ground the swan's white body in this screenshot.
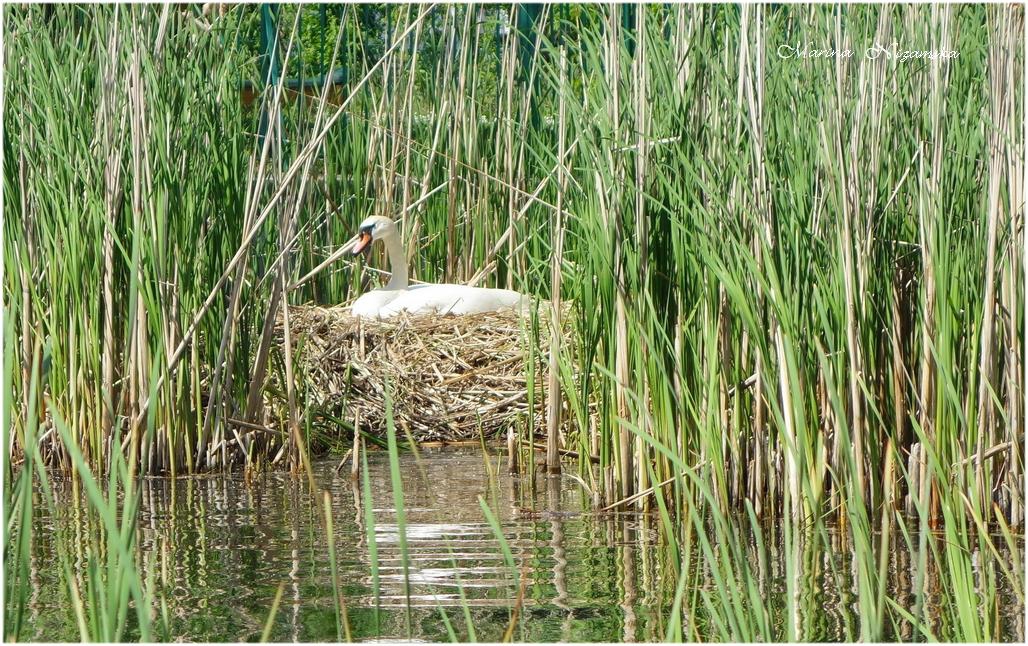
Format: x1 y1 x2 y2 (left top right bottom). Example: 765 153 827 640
349 288 404 318
348 216 525 319
380 283 524 317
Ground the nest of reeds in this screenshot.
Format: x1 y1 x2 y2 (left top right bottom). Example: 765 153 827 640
270 304 568 444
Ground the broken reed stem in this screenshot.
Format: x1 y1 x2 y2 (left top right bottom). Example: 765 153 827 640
245 9 348 435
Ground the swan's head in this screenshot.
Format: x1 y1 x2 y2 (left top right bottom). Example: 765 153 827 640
352 215 397 256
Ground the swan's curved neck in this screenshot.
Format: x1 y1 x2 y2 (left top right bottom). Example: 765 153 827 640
382 234 409 290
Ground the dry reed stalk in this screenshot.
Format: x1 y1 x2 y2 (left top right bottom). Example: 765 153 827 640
399 8 424 227
127 32 147 477
140 7 170 475
275 194 303 477
736 2 769 516
439 9 460 279
350 427 361 481
404 8 451 265
915 142 936 521
364 58 387 213
890 277 909 446
1001 6 1024 526
831 9 867 507
100 11 123 448
406 103 448 263
917 4 952 524
546 47 567 475
455 7 476 282
387 8 411 214
975 7 1012 519
603 4 633 505
632 6 651 510
507 427 519 474
17 245 31 461
742 4 788 519
278 276 307 479
501 9 518 292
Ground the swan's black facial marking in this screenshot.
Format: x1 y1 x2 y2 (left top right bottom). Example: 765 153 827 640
353 223 376 257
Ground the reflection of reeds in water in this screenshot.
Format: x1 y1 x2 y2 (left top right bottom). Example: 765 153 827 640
13 445 1025 641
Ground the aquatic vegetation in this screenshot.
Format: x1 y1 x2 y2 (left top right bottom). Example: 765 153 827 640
3 3 1023 643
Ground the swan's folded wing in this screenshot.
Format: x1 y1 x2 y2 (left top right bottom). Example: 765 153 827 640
381 285 523 316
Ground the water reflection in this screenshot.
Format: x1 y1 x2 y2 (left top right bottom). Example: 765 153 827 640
23 446 1026 642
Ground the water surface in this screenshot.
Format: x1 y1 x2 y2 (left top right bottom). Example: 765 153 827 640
23 446 1026 642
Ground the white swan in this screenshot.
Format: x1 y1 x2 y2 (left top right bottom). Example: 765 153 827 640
349 216 526 319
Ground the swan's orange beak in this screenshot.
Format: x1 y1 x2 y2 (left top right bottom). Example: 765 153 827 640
352 232 372 256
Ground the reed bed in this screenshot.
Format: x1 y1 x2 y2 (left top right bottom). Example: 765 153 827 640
3 3 1025 643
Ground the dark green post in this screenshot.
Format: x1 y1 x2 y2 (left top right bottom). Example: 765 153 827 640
258 4 283 146
319 3 326 74
516 3 542 129
621 3 637 57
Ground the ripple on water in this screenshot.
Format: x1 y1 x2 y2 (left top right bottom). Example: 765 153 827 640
23 446 1027 642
